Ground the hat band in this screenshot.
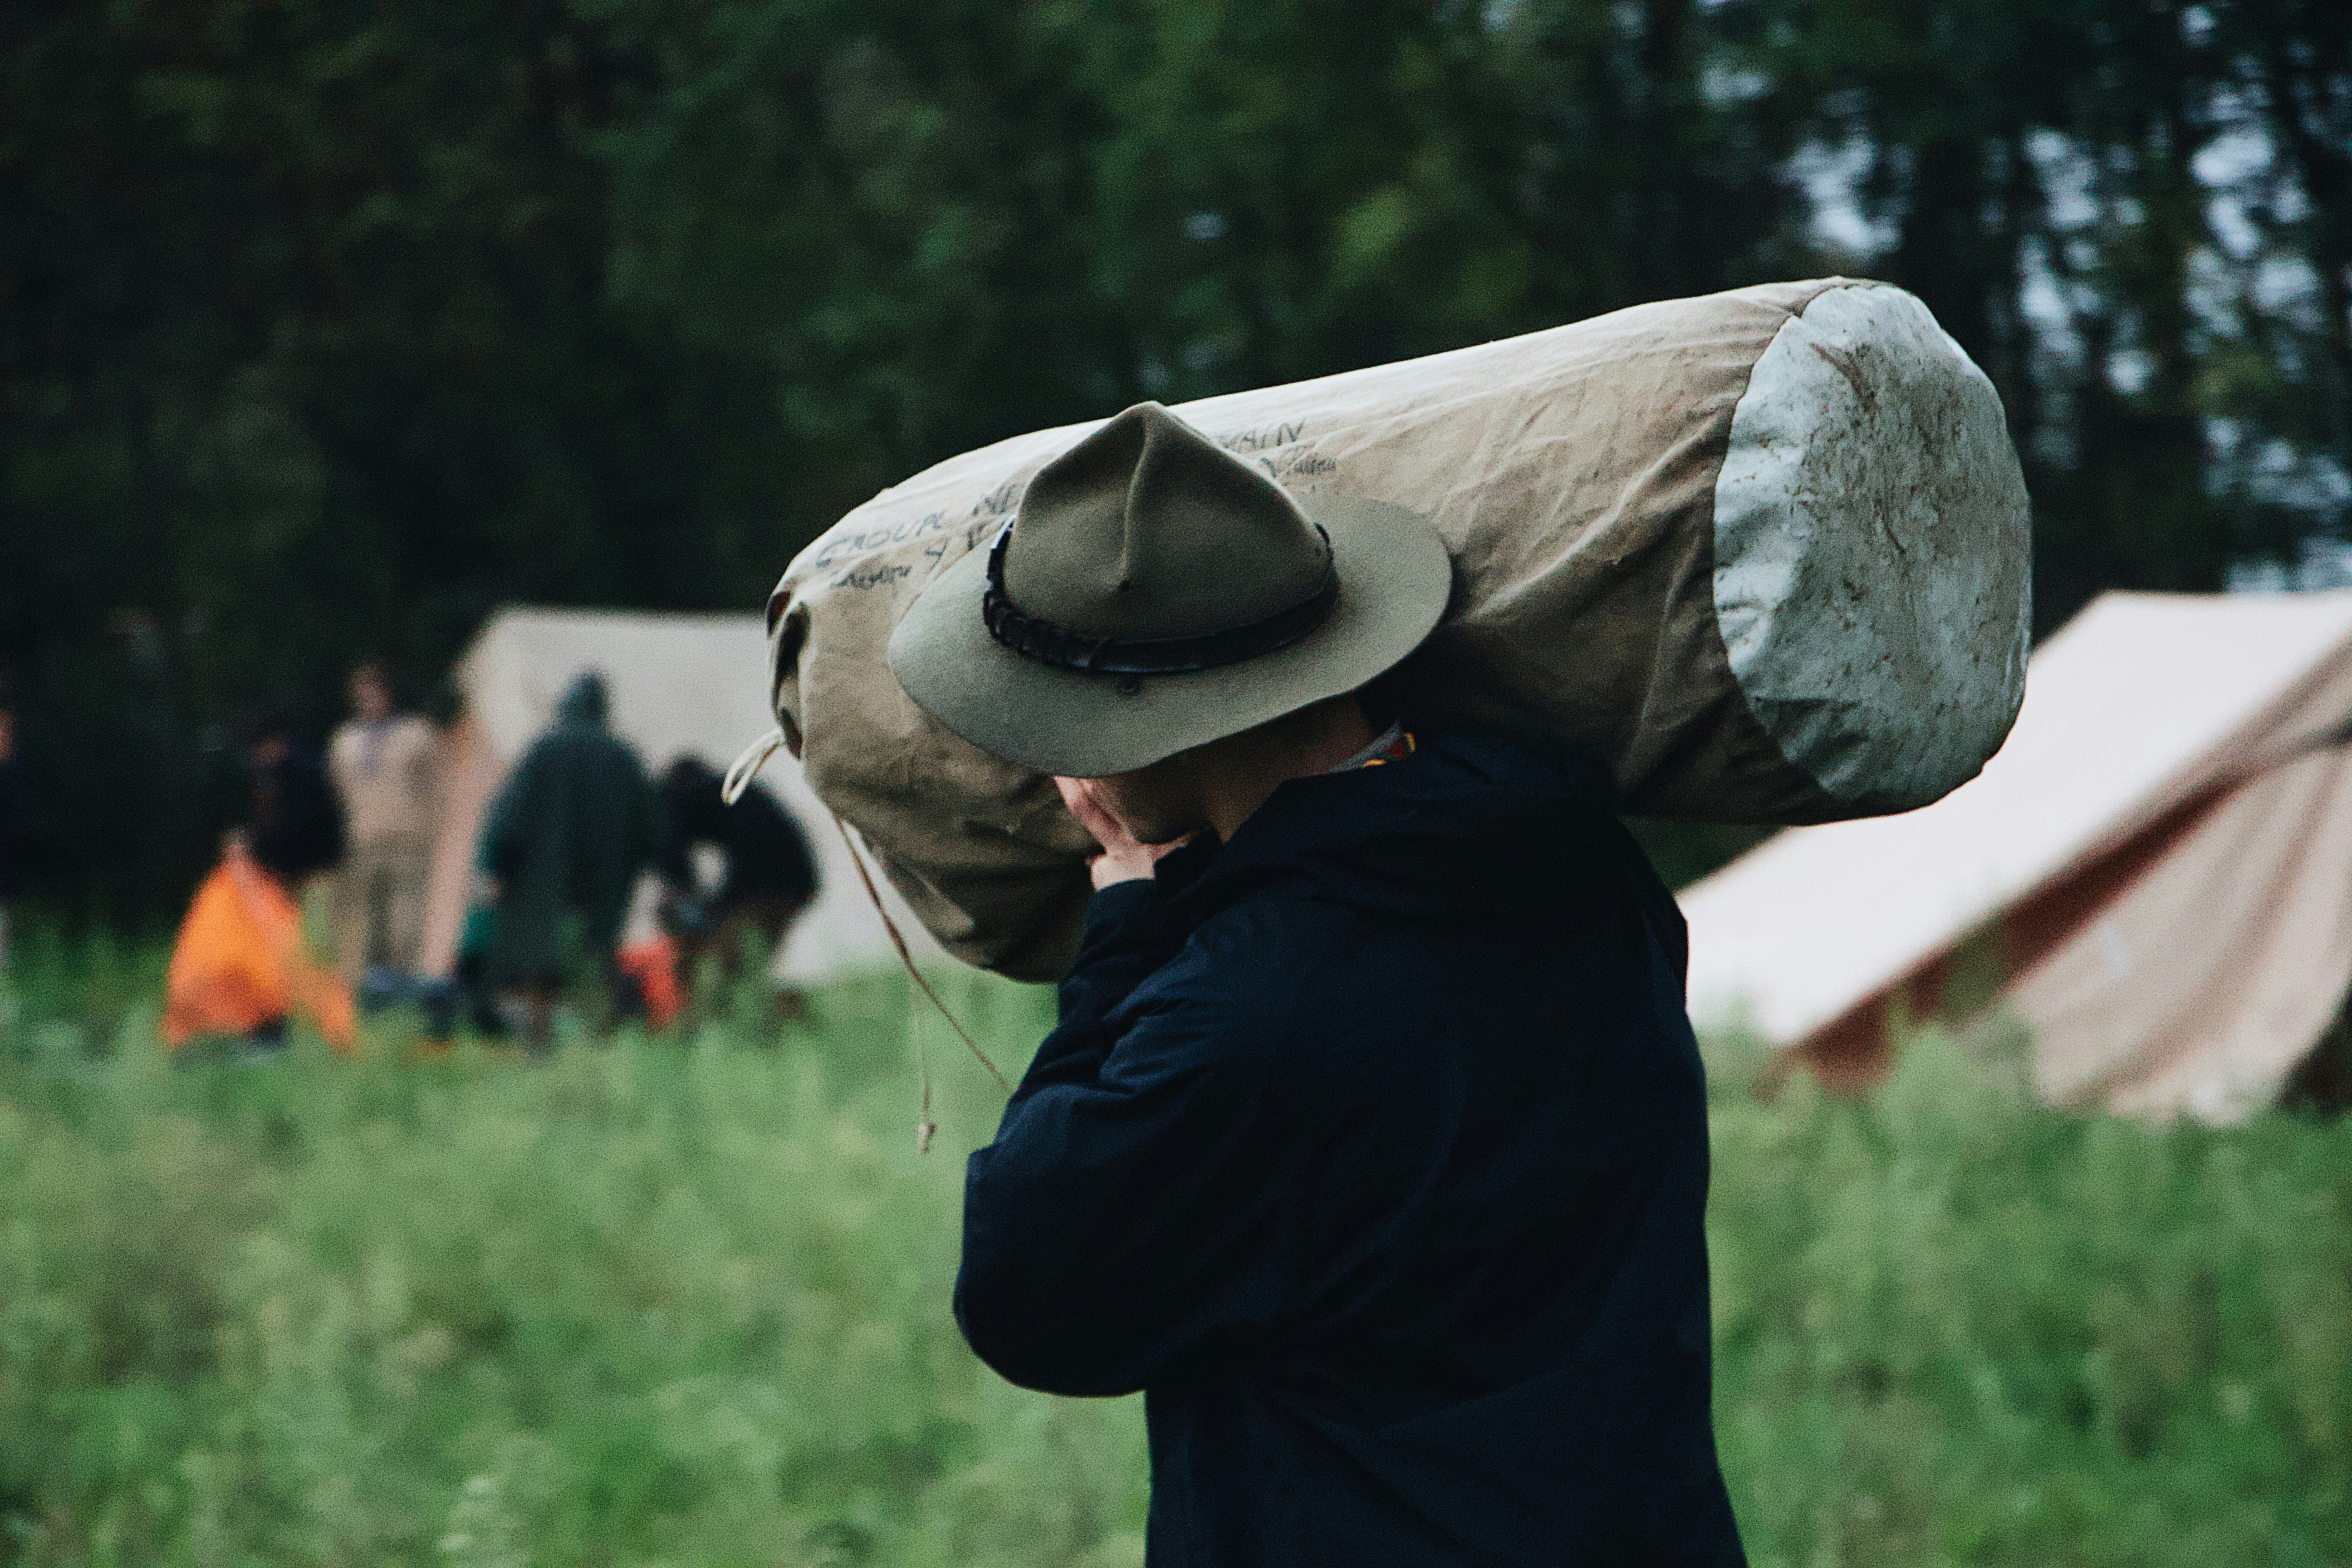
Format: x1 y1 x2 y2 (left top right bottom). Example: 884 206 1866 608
981 519 1338 678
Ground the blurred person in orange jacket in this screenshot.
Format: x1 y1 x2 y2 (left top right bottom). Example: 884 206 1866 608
163 706 352 1058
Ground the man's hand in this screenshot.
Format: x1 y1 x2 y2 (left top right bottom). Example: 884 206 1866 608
1056 778 1190 890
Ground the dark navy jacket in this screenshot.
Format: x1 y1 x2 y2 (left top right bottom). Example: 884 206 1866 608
956 733 1745 1567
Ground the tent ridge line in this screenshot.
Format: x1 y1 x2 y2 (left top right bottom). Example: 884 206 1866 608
1776 691 2352 1087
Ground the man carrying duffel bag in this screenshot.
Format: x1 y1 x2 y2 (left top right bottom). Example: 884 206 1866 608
894 404 1746 1567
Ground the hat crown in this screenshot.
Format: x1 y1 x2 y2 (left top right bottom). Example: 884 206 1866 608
1002 404 1330 641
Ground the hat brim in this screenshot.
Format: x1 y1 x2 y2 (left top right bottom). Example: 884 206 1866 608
887 493 1452 778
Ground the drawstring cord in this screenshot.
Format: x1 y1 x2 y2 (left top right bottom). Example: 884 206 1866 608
831 810 1013 1113
723 724 1010 1152
721 727 786 805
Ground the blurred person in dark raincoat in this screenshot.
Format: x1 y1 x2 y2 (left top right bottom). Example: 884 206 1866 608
479 671 656 1047
882 405 1745 1567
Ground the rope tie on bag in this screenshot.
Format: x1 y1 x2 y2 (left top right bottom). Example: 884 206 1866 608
724 723 1009 1150
830 813 1012 1152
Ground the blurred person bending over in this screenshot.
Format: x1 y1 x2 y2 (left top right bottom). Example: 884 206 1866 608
886 405 1745 1566
655 755 819 989
479 671 656 1049
328 662 439 1004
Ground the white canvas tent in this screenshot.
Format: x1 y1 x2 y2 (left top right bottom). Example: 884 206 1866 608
1682 590 2352 1122
420 607 946 985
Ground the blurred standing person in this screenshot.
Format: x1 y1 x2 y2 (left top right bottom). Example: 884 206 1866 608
243 706 345 892
653 755 820 1014
0 679 56 971
480 671 655 1050
328 662 439 1006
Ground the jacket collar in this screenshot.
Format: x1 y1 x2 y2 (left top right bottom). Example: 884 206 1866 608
1147 732 1610 928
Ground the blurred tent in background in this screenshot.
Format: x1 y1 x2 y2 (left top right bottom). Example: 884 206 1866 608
424 608 943 987
1685 591 2352 1122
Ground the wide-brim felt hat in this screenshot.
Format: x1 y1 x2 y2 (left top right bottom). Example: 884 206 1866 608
888 402 1451 778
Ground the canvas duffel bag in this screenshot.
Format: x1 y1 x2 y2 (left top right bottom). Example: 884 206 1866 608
758 278 2032 980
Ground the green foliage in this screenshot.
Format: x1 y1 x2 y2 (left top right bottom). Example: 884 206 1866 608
0 965 1152 1567
1710 1026 2352 1566
0 936 2348 1565
1736 0 2352 619
9 1 2347 913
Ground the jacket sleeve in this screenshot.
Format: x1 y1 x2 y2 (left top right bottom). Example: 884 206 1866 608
1021 879 1172 1088
955 896 1302 1397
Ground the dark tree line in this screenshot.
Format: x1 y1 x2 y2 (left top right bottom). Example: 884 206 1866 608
2 0 2346 915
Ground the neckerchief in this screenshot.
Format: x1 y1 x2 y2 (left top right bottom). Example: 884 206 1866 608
1328 720 1417 773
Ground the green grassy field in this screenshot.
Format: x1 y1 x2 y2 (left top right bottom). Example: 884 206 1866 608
0 927 2347 1568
